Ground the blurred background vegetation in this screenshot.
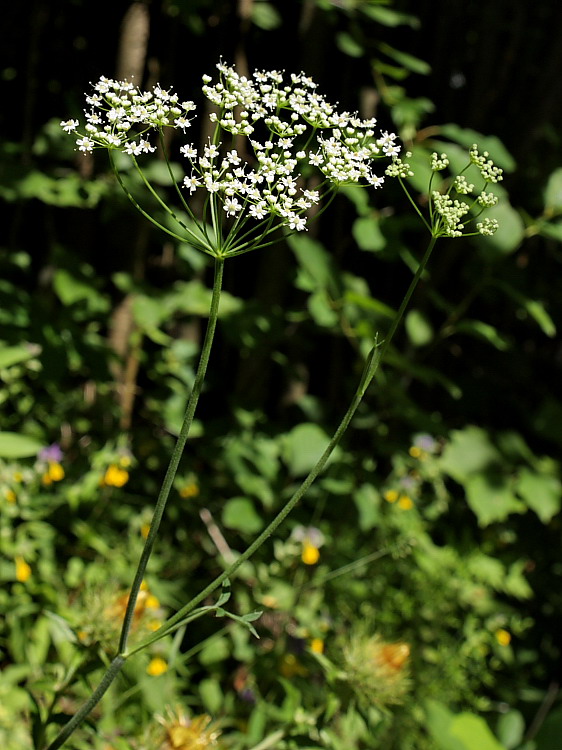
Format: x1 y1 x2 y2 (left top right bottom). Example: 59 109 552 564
1 1 562 749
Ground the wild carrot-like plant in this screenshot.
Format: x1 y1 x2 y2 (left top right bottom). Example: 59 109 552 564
49 62 503 748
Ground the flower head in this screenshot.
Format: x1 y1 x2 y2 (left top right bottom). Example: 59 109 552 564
61 63 398 254
156 708 221 750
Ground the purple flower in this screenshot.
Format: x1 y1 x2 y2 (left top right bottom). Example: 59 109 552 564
413 434 437 453
38 443 63 462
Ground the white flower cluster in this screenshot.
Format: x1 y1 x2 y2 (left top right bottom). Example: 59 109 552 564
454 175 474 194
431 152 450 171
469 144 504 183
385 143 503 238
61 76 196 154
62 63 398 240
476 217 499 236
432 191 470 238
385 152 414 179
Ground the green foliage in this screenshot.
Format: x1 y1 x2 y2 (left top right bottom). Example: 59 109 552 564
2 0 562 748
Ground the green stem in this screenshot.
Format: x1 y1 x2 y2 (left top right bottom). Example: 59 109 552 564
118 256 224 655
44 234 437 749
131 235 438 651
108 151 191 245
45 656 125 750
45 257 225 750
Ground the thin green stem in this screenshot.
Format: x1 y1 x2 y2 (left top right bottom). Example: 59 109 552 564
398 176 432 234
108 152 188 245
45 656 125 750
130 154 210 251
118 256 224 655
44 233 437 749
132 236 437 649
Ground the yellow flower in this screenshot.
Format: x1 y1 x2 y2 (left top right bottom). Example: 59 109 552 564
13 472 23 483
409 445 423 459
42 473 53 486
179 482 199 499
310 638 325 654
301 541 320 565
141 522 151 539
146 594 160 609
158 709 221 750
15 556 32 582
398 495 413 510
103 464 129 487
147 657 168 676
384 489 398 503
48 461 65 481
495 628 511 646
4 488 16 504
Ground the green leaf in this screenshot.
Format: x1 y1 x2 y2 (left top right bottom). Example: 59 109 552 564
424 701 466 750
523 299 556 337
199 677 223 714
361 5 419 27
281 423 337 477
222 497 264 534
478 202 525 255
425 701 507 750
0 432 43 458
544 167 562 212
455 319 510 351
0 344 40 369
405 309 433 346
308 290 339 328
199 636 230 665
449 713 507 750
53 269 107 309
378 42 431 75
251 2 282 30
288 234 339 294
352 216 386 251
516 469 561 523
354 483 380 531
141 160 183 185
440 426 501 483
465 474 525 526
336 31 364 58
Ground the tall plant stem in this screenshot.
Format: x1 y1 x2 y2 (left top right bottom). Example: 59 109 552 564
128 235 438 652
45 256 224 750
118 255 224 655
45 236 436 749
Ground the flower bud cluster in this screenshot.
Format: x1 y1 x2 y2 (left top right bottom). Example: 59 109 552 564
385 144 503 239
469 144 504 183
62 63 397 241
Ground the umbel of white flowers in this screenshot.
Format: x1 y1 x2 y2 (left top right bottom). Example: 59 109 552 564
61 62 399 235
385 145 503 238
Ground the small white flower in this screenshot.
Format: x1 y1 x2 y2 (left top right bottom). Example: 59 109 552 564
224 197 242 216
183 175 200 193
60 119 79 133
288 215 307 231
76 137 94 152
180 144 197 159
